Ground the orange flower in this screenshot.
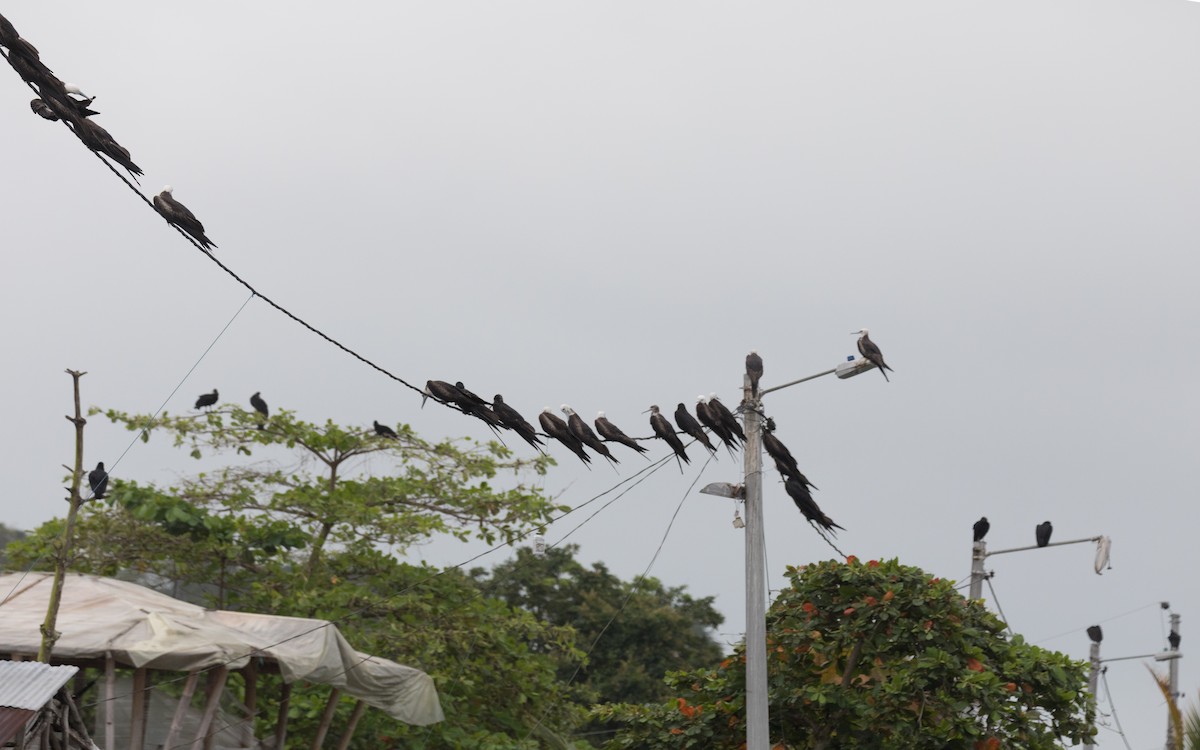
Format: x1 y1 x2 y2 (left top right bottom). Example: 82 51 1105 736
966 657 985 672
670 727 684 735
846 555 858 564
844 607 857 615
867 559 880 568
882 590 895 602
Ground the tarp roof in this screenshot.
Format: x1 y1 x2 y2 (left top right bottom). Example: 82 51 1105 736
0 572 443 726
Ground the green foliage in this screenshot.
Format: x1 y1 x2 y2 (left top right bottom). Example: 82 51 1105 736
0 522 26 569
598 557 1095 750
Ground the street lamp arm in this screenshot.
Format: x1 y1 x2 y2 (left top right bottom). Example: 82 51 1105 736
1101 651 1182 664
983 536 1103 558
760 368 838 396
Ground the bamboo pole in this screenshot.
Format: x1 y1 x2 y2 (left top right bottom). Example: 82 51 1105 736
334 701 367 750
273 682 292 749
309 687 341 749
193 667 229 749
163 671 200 749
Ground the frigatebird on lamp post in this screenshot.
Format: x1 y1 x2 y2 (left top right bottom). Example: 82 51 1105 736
492 395 545 452
595 412 649 457
784 476 843 535
707 394 746 444
153 186 214 248
540 408 591 467
852 329 893 381
648 405 689 467
675 403 716 456
973 516 990 542
563 405 618 466
746 350 763 397
1036 521 1053 548
194 389 218 410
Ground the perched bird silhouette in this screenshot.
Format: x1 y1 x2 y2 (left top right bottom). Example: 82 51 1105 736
77 118 142 178
595 411 649 457
784 477 843 535
563 405 618 466
194 389 219 410
762 423 816 490
1087 625 1103 644
491 394 545 452
696 396 736 451
153 186 215 249
707 394 746 443
373 420 399 439
539 408 591 467
30 98 57 121
87 462 108 500
746 350 763 397
1169 630 1181 650
0 13 41 62
973 516 990 542
852 328 893 381
1035 521 1053 548
648 405 689 467
674 403 716 456
250 392 269 429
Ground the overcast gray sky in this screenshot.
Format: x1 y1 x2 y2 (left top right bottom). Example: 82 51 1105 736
3 0 1199 745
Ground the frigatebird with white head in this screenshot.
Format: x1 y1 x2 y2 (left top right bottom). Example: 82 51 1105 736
852 329 893 381
540 408 591 467
153 186 215 249
648 405 689 468
595 412 649 457
563 405 618 467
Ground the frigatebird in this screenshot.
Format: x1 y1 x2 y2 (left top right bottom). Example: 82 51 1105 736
492 394 545 452
423 380 462 408
563 405 618 466
973 516 990 542
194 389 218 410
539 408 591 466
374 420 399 439
707 394 746 443
30 98 57 120
455 382 503 432
762 424 816 490
648 405 689 466
852 329 893 382
250 392 269 429
595 411 648 457
784 476 843 535
1035 521 1053 548
75 118 141 178
674 403 716 456
1169 630 1181 650
695 396 736 451
0 13 40 62
746 350 763 397
153 186 214 249
1087 625 1103 644
87 461 108 500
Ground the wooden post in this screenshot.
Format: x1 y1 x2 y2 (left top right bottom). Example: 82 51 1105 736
309 687 341 750
193 667 229 749
273 682 292 749
241 659 259 747
103 654 116 750
333 700 367 750
163 671 200 749
129 668 148 750
38 369 88 663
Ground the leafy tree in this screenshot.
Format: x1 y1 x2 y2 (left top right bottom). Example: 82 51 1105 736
9 402 587 748
472 544 724 707
597 557 1095 750
0 522 26 569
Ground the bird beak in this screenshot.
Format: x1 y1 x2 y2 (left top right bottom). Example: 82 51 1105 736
421 392 429 409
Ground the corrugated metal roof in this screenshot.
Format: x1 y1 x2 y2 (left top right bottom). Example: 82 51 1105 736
0 661 79 710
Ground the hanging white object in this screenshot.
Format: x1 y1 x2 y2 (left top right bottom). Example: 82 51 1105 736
732 510 745 529
1094 536 1111 574
533 534 547 557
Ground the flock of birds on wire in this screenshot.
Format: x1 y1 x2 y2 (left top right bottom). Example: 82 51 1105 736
0 13 218 250
1 16 900 541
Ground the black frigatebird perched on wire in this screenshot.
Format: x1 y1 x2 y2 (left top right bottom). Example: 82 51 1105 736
707 393 746 444
648 405 689 468
695 396 736 452
423 380 461 408
87 461 108 500
33 85 98 120
539 408 591 467
30 98 57 120
0 13 40 62
373 420 399 439
762 423 816 490
492 394 545 452
455 382 504 434
852 328 893 382
422 380 499 434
194 389 218 411
1035 521 1053 548
249 392 269 429
595 411 649 458
784 476 843 535
71 117 141 178
153 186 214 249
746 350 763 397
973 516 990 542
675 403 716 456
563 405 618 467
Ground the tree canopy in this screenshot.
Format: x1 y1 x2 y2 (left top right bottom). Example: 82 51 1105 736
597 557 1095 750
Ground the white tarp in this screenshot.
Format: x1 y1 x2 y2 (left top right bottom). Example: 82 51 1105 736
0 572 444 725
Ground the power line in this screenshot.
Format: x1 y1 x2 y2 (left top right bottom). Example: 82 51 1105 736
1100 669 1135 750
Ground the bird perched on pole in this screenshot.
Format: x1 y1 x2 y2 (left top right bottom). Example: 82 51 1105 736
746 350 763 397
194 389 218 411
492 394 545 452
706 394 746 444
373 420 399 439
674 403 716 456
563 405 618 467
595 412 648 457
784 477 843 535
87 462 108 500
852 328 893 381
540 408 591 467
153 186 215 249
1169 630 1181 650
1035 521 1053 548
973 516 990 542
648 405 689 467
249 392 269 429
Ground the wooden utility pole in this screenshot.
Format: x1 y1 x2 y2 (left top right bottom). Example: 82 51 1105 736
38 369 88 662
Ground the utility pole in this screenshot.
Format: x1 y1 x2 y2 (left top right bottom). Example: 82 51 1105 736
1085 639 1101 750
741 374 768 750
969 540 986 600
1166 612 1181 750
